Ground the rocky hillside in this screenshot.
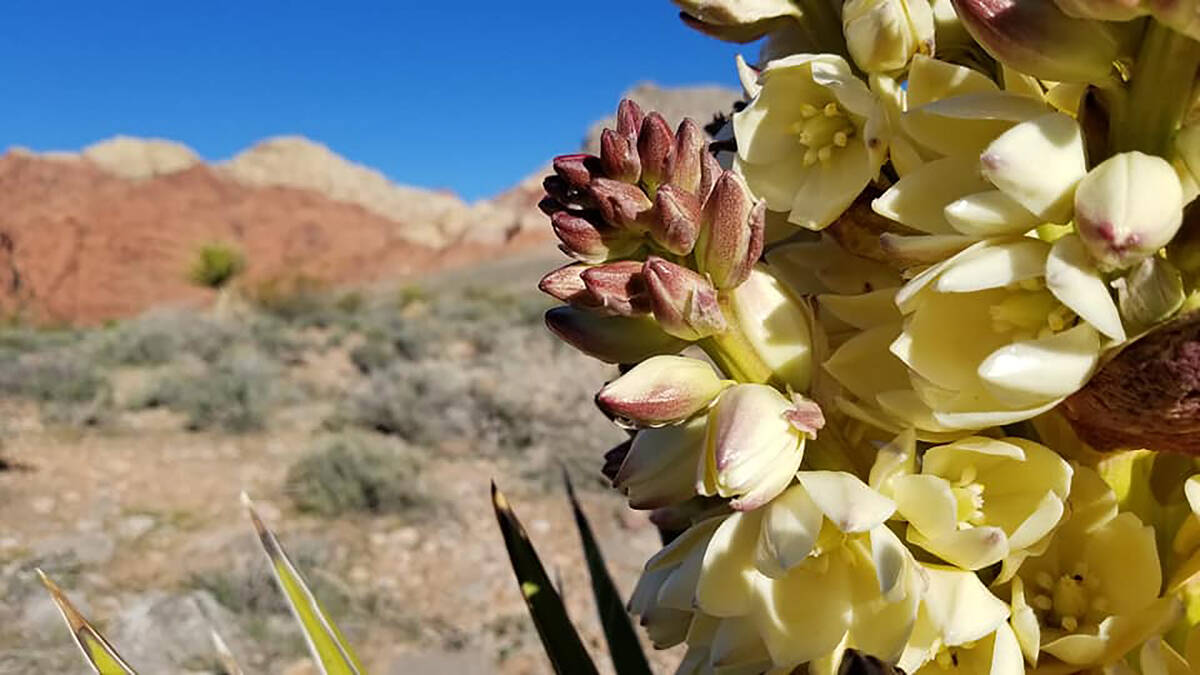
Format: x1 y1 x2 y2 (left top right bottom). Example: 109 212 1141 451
0 83 739 324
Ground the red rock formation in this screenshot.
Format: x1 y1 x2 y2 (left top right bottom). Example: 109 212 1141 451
0 153 549 324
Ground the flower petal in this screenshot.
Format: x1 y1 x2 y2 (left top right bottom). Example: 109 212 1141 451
1045 233 1126 341
944 189 1041 237
934 238 1050 293
697 510 762 617
797 471 896 533
980 112 1087 223
756 484 824 578
873 156 989 234
977 322 1100 406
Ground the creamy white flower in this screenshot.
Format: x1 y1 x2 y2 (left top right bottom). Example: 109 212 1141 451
825 235 1122 434
695 473 924 669
628 516 722 649
885 436 1072 570
615 417 707 510
1010 465 1181 669
697 384 822 510
734 54 889 230
843 0 935 74
898 565 1024 675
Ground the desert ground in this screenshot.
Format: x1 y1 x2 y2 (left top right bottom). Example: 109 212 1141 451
0 250 678 674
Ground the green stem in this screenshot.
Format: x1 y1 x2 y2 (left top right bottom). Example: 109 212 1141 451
698 293 775 385
1112 22 1200 155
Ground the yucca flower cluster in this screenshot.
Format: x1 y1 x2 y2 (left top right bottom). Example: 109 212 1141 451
535 0 1200 673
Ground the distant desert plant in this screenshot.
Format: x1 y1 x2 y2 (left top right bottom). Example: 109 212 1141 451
285 431 427 516
135 351 279 433
187 242 246 290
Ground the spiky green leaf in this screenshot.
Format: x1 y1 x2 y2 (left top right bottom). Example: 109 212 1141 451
242 494 365 675
563 471 653 675
37 569 137 675
491 482 599 675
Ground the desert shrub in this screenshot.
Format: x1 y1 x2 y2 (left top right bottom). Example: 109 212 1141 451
137 350 279 432
188 243 246 289
93 310 237 366
0 350 112 426
249 275 334 324
285 431 426 516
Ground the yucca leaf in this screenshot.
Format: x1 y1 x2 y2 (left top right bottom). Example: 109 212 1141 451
209 628 245 675
491 481 600 675
242 493 365 675
37 569 137 675
563 471 652 675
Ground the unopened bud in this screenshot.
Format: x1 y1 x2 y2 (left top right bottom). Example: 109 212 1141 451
1053 0 1146 20
950 0 1129 83
698 151 723 203
538 263 593 305
590 178 654 231
652 184 703 255
1114 256 1185 332
543 175 593 210
601 129 642 184
638 113 676 194
643 256 727 341
537 197 565 216
553 153 605 189
673 0 803 41
617 98 646 139
843 0 935 74
580 260 651 316
616 417 708 509
696 171 765 289
544 306 687 364
551 210 640 263
1074 151 1183 270
667 118 707 195
698 383 810 511
597 355 732 427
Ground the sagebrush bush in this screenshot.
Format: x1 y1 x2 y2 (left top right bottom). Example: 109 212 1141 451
136 350 280 433
285 431 426 516
0 350 112 425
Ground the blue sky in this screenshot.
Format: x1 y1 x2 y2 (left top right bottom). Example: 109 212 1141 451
0 1 748 200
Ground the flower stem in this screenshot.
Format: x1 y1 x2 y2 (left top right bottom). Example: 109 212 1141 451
699 294 775 385
1112 22 1200 156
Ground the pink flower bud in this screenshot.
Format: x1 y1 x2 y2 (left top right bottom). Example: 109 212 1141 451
697 151 722 203
550 211 639 263
667 118 707 195
589 178 654 231
553 153 604 189
544 306 687 364
538 263 592 305
596 355 732 426
696 171 765 289
642 256 727 341
950 0 1130 83
580 260 651 316
617 98 646 139
651 184 702 255
543 175 593 210
638 113 676 193
600 129 642 184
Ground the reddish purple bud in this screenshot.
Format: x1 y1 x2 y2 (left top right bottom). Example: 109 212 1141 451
696 171 765 289
543 175 593 210
580 260 651 316
668 118 707 195
589 178 654 231
551 211 639 263
553 153 605 189
617 98 646 139
596 355 730 427
538 197 566 216
600 129 642 184
544 306 687 364
642 256 727 341
637 113 675 193
538 263 595 305
698 151 723 203
651 184 702 256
